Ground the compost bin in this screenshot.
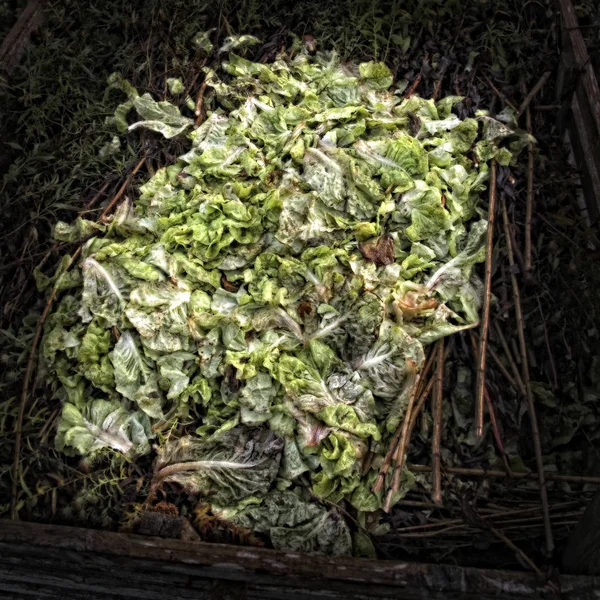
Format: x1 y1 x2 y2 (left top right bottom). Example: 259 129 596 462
1 1 600 598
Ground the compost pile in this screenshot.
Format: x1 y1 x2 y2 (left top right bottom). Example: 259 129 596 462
37 38 529 554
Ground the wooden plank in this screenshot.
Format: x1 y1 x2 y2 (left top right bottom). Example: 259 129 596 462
559 0 600 135
569 92 600 222
1 520 599 599
0 0 45 76
563 492 600 575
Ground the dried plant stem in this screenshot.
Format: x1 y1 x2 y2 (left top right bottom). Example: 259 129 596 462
521 81 534 271
405 53 429 98
10 246 82 520
475 159 497 437
84 180 111 210
469 334 513 475
517 71 551 119
408 376 435 433
194 80 208 126
416 346 436 398
373 349 434 494
490 527 544 578
482 74 518 112
484 388 513 477
536 295 558 389
479 334 522 395
384 374 421 512
405 73 423 98
408 464 600 485
100 156 147 220
502 196 554 555
431 339 444 505
494 321 526 395
395 502 583 535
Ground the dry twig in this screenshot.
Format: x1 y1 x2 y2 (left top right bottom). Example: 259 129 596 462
373 348 435 494
482 74 518 112
194 80 208 126
491 527 544 578
475 159 497 437
10 246 82 520
493 321 526 395
517 71 551 119
501 196 554 555
408 463 600 485
536 295 558 389
384 373 421 512
521 80 534 271
100 156 147 220
404 53 429 98
431 339 444 505
83 180 111 210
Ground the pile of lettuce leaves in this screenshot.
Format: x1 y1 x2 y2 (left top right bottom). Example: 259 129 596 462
39 37 529 556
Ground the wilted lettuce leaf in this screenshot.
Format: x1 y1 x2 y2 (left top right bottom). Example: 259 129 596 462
233 489 352 555
128 93 193 138
54 218 106 242
55 398 153 457
152 427 284 504
110 332 163 418
359 61 393 90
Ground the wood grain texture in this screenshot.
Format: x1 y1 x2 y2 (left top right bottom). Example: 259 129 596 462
0 0 45 75
1 520 600 599
559 0 600 134
563 492 600 575
558 0 600 222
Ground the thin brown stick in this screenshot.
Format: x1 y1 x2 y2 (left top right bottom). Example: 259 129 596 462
493 322 526 395
10 246 82 520
405 73 422 98
372 349 435 493
372 422 404 493
194 80 208 126
415 346 436 398
394 525 471 538
517 71 551 119
484 388 513 477
394 502 584 535
476 332 522 394
470 334 513 475
408 375 435 433
521 81 534 271
83 180 111 210
536 295 558 389
490 527 544 578
491 511 583 527
100 157 147 220
384 374 421 512
431 339 444 505
404 53 429 98
475 159 497 437
502 196 554 555
408 464 600 484
481 74 518 112
432 62 449 101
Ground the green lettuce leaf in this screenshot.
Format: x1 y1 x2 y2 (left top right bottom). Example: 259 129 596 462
152 427 284 504
55 398 153 458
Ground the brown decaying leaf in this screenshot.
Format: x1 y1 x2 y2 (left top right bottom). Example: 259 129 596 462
359 235 394 265
396 291 439 320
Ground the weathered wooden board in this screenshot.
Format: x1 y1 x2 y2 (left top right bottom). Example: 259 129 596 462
557 0 600 222
0 0 45 76
1 520 599 599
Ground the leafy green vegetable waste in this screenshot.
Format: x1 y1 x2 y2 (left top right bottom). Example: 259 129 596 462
40 36 529 554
